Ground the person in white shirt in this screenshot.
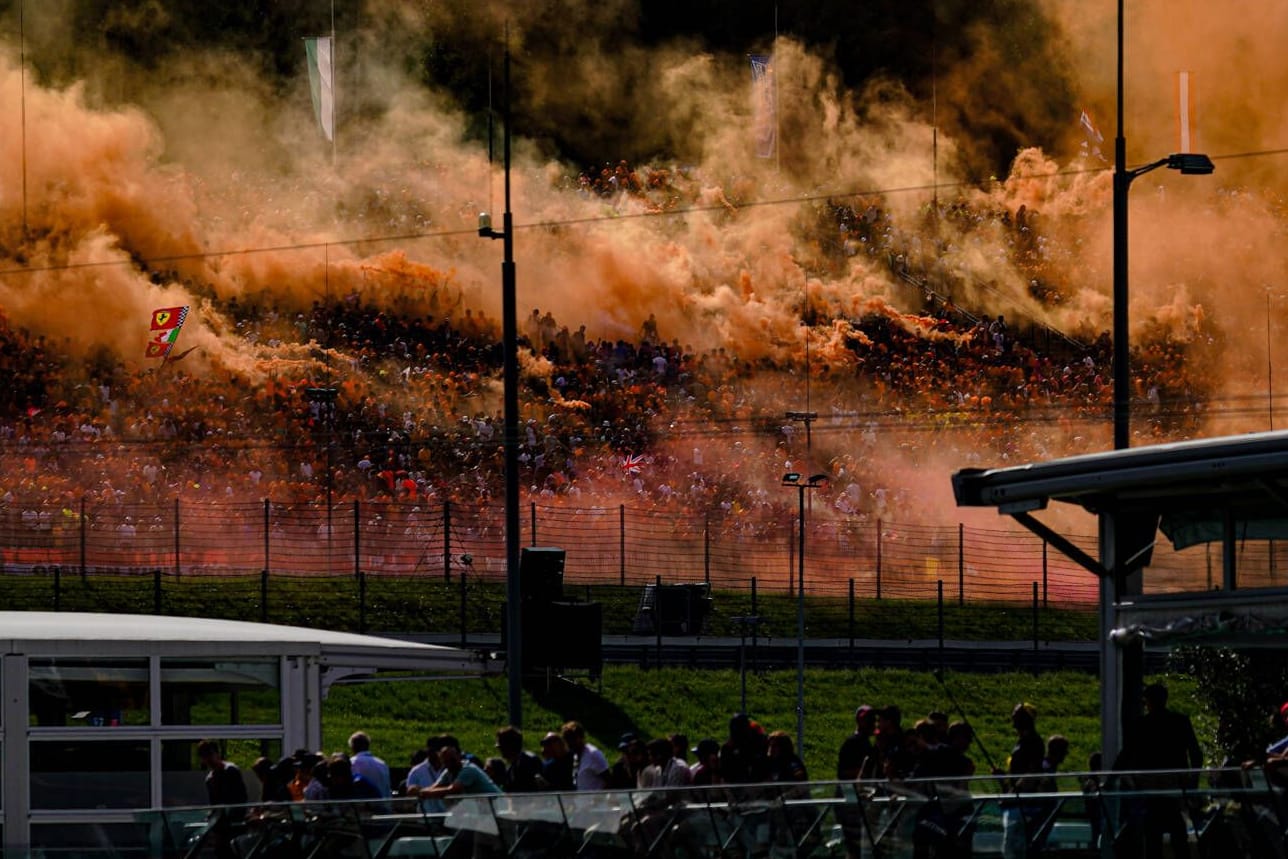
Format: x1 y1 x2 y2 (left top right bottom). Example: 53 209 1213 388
404 736 447 813
561 721 609 791
639 737 692 789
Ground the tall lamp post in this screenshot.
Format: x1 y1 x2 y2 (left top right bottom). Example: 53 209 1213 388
782 472 827 757
1105 0 1213 768
478 36 522 728
1112 0 1213 451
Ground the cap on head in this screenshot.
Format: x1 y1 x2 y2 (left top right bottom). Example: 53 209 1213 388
617 732 640 750
692 738 721 758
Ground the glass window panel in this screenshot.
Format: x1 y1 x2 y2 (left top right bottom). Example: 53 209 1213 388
31 822 149 855
161 660 281 726
162 738 281 808
30 739 150 809
28 658 150 727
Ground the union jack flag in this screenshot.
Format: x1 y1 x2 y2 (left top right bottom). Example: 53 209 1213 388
622 454 645 475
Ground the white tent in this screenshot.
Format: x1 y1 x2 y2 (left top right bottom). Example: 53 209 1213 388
0 611 491 852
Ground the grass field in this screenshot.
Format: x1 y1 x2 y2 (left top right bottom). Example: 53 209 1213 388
0 571 1099 641
318 665 1207 785
4 573 1222 782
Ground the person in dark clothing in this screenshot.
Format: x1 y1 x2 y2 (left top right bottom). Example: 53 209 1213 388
252 756 295 803
608 733 649 789
198 739 249 859
913 720 973 781
690 738 722 787
326 753 383 805
720 713 770 785
495 725 546 792
837 705 878 780
996 703 1045 859
538 731 576 791
912 721 978 859
766 730 809 791
1118 683 1203 859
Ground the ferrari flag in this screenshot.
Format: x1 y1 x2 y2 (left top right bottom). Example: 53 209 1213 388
146 305 189 359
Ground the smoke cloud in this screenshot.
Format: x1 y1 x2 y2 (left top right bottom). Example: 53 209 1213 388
0 0 1283 537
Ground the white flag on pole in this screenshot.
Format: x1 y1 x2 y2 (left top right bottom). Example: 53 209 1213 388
305 36 335 142
749 54 776 159
1176 70 1196 152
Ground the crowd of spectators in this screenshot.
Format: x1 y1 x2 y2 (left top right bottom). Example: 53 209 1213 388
0 169 1228 543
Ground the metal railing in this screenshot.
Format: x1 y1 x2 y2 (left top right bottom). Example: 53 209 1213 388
6 497 1265 606
125 768 1288 859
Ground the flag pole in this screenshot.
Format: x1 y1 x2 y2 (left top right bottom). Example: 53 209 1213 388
20 0 28 239
329 0 337 166
773 2 780 174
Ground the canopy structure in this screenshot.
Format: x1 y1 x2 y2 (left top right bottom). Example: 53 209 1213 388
0 611 492 853
952 429 1288 760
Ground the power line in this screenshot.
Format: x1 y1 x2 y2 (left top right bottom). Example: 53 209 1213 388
2 147 1287 279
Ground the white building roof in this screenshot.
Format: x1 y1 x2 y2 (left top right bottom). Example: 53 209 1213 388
0 611 491 672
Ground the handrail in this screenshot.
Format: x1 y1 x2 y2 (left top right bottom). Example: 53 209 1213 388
130 767 1287 859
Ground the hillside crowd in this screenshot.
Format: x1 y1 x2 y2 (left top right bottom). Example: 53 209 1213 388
0 170 1225 540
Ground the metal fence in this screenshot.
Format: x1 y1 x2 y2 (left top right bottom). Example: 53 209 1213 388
3 497 1284 608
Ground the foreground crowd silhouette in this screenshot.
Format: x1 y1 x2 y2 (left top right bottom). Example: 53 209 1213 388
195 682 1288 858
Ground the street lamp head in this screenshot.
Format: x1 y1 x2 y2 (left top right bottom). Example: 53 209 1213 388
807 473 829 486
1166 153 1215 175
782 472 802 485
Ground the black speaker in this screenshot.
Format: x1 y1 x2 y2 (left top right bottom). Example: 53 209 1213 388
519 547 565 604
520 601 603 676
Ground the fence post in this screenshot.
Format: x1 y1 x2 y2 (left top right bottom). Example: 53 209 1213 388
787 519 796 598
750 577 759 671
655 574 663 669
263 499 271 577
80 494 88 582
358 571 367 634
459 567 468 647
443 499 452 582
153 568 162 615
875 519 883 600
957 523 964 607
173 498 181 581
353 502 361 578
1032 582 1040 653
848 578 855 652
1042 541 1049 607
937 579 945 670
619 505 626 586
704 514 710 585
260 569 269 623
530 502 537 546
53 565 61 612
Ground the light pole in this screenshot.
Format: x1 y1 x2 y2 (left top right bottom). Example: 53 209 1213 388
1112 0 1213 451
478 34 522 728
782 471 827 758
1105 0 1213 771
